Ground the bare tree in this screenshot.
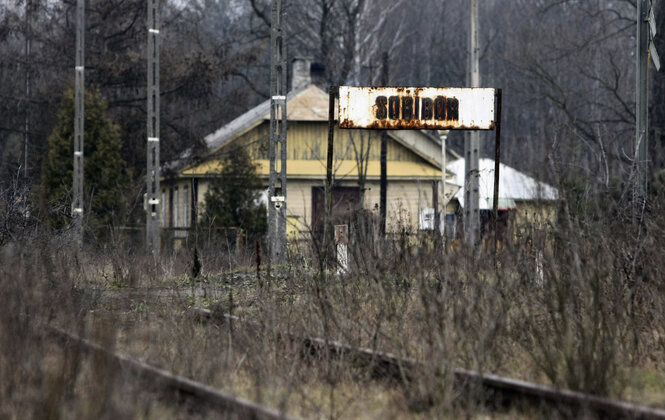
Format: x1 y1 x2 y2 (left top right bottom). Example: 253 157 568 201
347 131 371 209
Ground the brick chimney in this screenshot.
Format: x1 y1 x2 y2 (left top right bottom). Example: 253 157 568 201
291 58 312 92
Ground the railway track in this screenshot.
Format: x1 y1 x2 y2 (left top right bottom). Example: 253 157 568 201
190 307 665 419
49 326 299 420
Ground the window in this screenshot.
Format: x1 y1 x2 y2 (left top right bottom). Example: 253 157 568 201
311 186 360 234
183 186 189 227
174 188 179 228
161 190 166 227
445 213 457 239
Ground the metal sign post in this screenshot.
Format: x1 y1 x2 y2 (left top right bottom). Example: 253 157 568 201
72 0 84 246
268 0 288 265
492 89 503 256
325 86 337 268
146 0 161 253
379 52 389 237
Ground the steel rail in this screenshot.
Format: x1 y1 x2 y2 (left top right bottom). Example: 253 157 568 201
49 326 299 420
190 307 665 419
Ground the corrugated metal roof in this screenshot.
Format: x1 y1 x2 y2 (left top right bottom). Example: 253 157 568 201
447 158 558 209
184 159 443 180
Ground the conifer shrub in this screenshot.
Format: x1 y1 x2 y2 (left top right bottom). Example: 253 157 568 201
200 147 267 242
40 89 129 237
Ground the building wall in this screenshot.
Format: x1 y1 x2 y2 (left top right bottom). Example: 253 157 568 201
514 200 557 233
173 120 460 234
168 181 458 235
283 178 439 235
233 121 431 164
365 180 439 232
174 177 441 236
285 180 316 232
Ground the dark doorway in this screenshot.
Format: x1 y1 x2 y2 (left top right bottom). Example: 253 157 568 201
311 186 361 234
480 209 515 240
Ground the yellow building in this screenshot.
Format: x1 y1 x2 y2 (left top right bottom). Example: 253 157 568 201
162 82 461 238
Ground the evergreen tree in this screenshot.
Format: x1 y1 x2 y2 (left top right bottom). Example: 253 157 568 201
201 147 267 240
40 89 129 234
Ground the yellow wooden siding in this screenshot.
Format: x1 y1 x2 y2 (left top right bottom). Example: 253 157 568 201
180 116 464 233
279 182 310 238
184 123 449 181
287 216 300 239
185 159 441 180
189 121 432 172
363 180 435 231
284 180 315 231
282 180 439 235
190 178 447 235
213 123 269 159
284 122 422 162
514 201 556 228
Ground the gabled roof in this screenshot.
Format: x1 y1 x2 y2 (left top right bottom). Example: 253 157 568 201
205 85 329 153
447 158 558 209
202 84 452 168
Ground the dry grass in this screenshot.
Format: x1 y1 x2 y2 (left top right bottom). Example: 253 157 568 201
3 190 665 418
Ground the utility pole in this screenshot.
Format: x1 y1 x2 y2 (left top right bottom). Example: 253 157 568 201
146 0 161 253
637 0 649 203
269 0 288 265
72 0 84 246
464 0 480 246
635 0 660 214
325 86 336 267
379 52 389 236
23 0 32 180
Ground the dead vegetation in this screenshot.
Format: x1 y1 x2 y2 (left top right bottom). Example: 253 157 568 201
2 190 665 419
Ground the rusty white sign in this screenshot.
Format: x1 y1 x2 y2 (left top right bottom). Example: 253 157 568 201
338 86 496 130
